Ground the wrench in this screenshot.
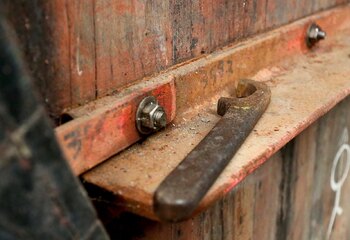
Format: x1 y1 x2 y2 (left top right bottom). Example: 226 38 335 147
154 79 271 222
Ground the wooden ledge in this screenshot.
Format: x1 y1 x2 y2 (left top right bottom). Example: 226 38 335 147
82 6 350 221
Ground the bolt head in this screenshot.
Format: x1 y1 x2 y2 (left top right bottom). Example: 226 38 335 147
306 23 326 48
136 96 167 135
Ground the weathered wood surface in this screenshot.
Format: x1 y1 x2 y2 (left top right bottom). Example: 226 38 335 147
82 22 350 220
1 2 350 239
55 76 176 175
102 96 350 240
1 0 349 119
50 6 350 176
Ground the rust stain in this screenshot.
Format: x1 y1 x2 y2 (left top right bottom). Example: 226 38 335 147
55 76 176 175
82 7 350 221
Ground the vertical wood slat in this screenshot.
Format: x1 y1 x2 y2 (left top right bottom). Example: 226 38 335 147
66 0 96 107
252 154 281 240
103 96 350 240
94 0 172 97
308 98 350 240
286 124 317 240
4 0 347 118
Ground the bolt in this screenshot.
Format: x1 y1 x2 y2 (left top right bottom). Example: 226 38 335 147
136 96 167 135
153 109 167 128
306 23 326 48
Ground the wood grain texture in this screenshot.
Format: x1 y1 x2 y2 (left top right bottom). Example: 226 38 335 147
82 18 350 220
66 0 97 107
101 96 350 240
2 0 348 119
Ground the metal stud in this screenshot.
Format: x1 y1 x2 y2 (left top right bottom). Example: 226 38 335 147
136 96 167 135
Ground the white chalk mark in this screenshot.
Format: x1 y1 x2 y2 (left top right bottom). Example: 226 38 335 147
76 36 83 76
327 128 350 240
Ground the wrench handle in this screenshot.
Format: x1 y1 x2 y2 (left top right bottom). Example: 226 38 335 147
153 79 271 222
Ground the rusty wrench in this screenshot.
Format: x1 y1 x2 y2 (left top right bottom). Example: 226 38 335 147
154 79 271 222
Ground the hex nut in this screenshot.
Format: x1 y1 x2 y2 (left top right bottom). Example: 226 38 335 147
136 96 167 135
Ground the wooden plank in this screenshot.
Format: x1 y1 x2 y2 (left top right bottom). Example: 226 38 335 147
170 0 193 63
308 99 350 239
210 0 230 50
55 76 176 175
94 0 172 97
230 182 255 239
4 1 348 118
65 0 96 107
252 154 282 240
285 124 317 240
188 0 212 56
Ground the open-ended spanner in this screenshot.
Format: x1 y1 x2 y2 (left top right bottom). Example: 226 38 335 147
154 79 271 222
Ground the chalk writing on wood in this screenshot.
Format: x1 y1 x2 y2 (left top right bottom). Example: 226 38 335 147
327 128 350 240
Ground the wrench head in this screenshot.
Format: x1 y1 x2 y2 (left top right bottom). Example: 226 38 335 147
217 79 270 116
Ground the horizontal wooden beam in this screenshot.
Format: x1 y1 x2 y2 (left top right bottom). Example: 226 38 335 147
55 77 176 175
79 5 350 221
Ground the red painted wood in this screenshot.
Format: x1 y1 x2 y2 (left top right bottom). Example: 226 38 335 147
55 76 176 175
4 0 348 118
